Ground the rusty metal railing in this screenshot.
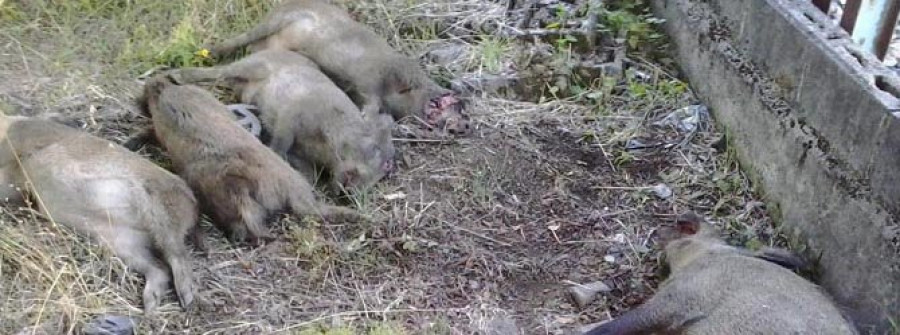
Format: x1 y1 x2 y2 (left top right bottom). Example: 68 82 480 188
813 0 900 60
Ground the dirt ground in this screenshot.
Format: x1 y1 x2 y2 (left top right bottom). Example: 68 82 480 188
0 0 786 334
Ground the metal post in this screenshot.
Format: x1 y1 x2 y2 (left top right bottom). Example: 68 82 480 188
841 0 900 60
840 0 863 33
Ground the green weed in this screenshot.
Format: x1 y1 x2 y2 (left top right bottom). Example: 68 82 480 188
155 17 214 68
369 322 408 335
599 0 666 50
3 0 272 77
0 0 23 21
614 149 634 167
296 325 357 335
476 36 510 73
294 321 408 335
286 222 336 277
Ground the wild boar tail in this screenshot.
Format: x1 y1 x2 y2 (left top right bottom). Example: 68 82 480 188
207 16 291 57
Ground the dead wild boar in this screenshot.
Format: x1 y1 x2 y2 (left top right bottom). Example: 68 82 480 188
0 113 199 312
122 103 263 154
141 74 360 244
583 212 857 335
169 49 395 192
207 0 471 135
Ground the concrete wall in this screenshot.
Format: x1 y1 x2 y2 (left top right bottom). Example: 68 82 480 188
650 0 900 332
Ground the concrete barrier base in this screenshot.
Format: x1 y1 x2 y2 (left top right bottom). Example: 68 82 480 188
651 0 900 332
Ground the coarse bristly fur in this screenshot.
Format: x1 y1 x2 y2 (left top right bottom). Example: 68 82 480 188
0 113 200 312
207 0 471 134
169 49 396 193
583 212 858 335
141 74 361 245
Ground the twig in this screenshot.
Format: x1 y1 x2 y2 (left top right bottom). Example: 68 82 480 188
440 219 513 247
413 200 436 224
598 208 639 218
32 263 66 335
592 137 617 173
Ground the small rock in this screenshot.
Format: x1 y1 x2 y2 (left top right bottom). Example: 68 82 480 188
603 255 616 263
555 316 576 324
568 281 613 308
83 315 135 335
426 43 468 66
651 183 673 199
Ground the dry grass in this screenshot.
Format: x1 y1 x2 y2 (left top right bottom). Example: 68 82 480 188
0 0 789 334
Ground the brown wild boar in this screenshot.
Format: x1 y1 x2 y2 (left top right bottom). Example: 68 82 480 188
583 212 857 335
169 49 395 192
122 102 263 152
0 114 199 312
207 0 471 135
141 74 360 244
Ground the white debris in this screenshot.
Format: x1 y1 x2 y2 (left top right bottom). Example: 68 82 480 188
651 183 673 199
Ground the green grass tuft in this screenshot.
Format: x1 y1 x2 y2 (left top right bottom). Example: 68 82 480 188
1 0 273 77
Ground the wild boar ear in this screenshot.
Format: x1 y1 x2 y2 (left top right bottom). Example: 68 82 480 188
674 212 702 235
753 247 809 271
